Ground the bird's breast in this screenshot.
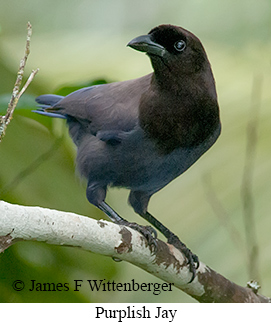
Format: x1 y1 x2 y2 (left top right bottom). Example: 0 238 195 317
108 122 221 193
139 89 220 154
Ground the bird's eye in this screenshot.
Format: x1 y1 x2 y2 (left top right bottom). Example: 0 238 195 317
174 40 186 52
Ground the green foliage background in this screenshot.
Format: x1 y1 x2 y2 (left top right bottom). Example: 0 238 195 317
0 0 270 302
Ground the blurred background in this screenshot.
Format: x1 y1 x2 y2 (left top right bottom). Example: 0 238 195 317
0 0 270 302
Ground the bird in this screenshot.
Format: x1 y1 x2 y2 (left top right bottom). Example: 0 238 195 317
34 24 221 282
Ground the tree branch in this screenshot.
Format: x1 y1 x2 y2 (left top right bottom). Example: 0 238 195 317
0 200 269 303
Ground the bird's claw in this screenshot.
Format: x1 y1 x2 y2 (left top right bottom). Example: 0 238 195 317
120 221 158 252
167 234 199 283
185 250 199 283
142 225 158 252
133 224 158 253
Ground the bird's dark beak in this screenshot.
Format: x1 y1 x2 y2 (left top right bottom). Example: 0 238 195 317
127 35 165 57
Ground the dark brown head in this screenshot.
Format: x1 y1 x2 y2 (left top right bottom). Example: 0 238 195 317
128 24 210 79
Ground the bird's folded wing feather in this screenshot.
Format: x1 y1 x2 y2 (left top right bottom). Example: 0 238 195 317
49 74 152 139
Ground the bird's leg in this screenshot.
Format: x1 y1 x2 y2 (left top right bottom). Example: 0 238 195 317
140 211 199 282
86 183 157 249
98 201 126 223
87 183 197 280
128 190 198 281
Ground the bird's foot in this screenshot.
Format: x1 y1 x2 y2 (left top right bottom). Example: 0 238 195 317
98 202 157 251
167 233 199 283
119 220 158 252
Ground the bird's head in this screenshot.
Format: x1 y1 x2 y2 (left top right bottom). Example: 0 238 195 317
128 24 209 77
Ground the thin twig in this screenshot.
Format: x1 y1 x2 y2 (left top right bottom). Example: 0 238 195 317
0 22 39 142
17 68 39 101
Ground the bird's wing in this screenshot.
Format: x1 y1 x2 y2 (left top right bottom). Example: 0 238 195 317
49 74 152 139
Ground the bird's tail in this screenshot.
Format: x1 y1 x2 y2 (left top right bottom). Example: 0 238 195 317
33 94 66 119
